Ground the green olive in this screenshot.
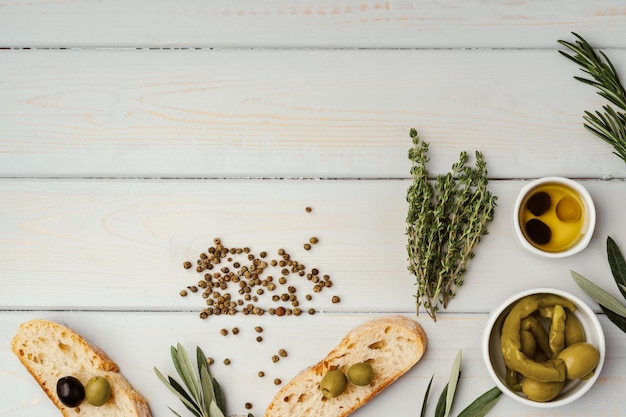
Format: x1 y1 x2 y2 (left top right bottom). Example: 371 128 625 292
557 342 600 380
347 362 373 386
564 313 586 347
320 369 347 399
521 377 565 402
85 376 111 406
520 330 536 358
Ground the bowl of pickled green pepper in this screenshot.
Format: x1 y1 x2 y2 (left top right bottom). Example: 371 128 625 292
482 288 605 407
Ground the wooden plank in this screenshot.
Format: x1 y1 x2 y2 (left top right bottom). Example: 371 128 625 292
1 49 626 179
1 178 624 313
1 311 622 417
1 1 625 48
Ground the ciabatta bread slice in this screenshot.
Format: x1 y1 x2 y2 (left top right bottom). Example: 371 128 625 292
264 315 427 417
11 319 152 417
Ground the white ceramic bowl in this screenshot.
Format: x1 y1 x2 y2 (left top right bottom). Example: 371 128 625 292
482 288 605 408
513 177 595 258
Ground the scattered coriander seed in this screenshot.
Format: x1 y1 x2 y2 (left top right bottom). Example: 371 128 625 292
245 403 253 410
312 268 319 275
305 294 312 301
306 206 312 213
272 355 280 363
255 326 263 333
274 378 282 385
256 336 263 342
278 349 288 357
188 286 198 293
309 237 319 244
223 358 231 365
304 243 311 250
183 261 192 269
179 290 188 297
207 357 214 365
232 327 239 335
214 238 221 245
332 295 341 303
220 328 228 336
260 251 267 258
276 307 286 316
258 371 265 377
308 308 316 315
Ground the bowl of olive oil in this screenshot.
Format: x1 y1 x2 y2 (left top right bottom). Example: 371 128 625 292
513 177 595 258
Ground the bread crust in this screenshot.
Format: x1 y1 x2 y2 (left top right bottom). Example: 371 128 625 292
11 319 152 417
264 315 427 417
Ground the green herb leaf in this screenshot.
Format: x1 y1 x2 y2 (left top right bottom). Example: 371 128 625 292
600 304 626 333
445 350 462 417
607 236 626 298
434 382 450 417
175 344 202 405
208 399 225 417
196 347 215 412
212 377 226 415
168 376 204 417
421 376 434 417
571 270 626 317
558 33 626 164
154 367 203 417
167 406 184 417
456 387 502 417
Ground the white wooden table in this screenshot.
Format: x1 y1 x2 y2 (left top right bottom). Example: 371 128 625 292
2 2 626 416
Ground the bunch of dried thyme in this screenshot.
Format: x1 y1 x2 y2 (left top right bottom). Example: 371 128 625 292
406 128 497 321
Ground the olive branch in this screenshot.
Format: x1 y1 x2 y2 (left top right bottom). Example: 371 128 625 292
571 236 626 333
420 350 501 417
154 344 228 417
406 129 497 321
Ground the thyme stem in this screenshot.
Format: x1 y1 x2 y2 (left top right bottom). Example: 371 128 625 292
406 129 497 320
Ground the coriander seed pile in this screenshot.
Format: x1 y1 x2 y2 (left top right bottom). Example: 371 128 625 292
179 238 339 319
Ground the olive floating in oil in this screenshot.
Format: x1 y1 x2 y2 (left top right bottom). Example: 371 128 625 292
525 218 551 245
526 191 551 216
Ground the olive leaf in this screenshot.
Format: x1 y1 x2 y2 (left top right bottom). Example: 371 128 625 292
456 387 502 417
445 350 462 417
420 349 500 417
600 305 626 333
155 344 227 417
607 236 626 298
571 270 626 317
420 376 434 417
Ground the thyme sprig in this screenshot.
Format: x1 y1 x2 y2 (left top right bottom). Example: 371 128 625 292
420 350 501 417
558 33 626 163
572 236 626 333
155 344 227 417
406 129 497 320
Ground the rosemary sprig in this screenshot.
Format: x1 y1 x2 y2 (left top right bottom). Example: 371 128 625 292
406 128 497 320
572 236 626 333
420 350 501 417
558 32 626 163
155 344 227 417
